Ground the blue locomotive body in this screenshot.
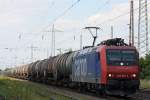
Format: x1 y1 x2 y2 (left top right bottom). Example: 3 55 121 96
72 47 101 84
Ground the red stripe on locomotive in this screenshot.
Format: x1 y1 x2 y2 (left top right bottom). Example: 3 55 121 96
99 46 107 84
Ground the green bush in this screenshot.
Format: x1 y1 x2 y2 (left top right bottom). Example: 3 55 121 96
140 53 150 79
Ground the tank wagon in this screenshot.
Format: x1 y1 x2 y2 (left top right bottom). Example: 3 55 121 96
5 38 140 96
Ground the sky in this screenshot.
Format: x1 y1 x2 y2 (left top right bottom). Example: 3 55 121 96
0 0 149 69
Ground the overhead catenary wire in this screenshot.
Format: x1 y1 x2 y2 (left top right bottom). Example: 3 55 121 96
18 0 81 42
49 1 150 49
95 0 111 13
96 1 150 26
13 1 150 66
39 0 81 33
23 0 150 47
17 1 150 51
17 0 82 62
52 0 81 22
19 0 82 52
58 0 112 48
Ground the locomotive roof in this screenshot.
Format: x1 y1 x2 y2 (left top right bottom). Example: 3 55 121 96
76 47 97 55
98 38 128 46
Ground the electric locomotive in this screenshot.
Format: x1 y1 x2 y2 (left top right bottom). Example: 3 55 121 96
99 38 140 95
71 38 140 96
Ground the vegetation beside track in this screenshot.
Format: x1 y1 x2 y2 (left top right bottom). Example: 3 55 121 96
0 76 73 100
140 80 150 89
140 53 150 80
139 53 150 89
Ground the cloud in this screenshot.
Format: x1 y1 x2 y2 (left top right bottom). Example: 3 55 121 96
0 0 145 69
51 1 136 50
87 2 130 25
55 18 82 31
84 0 140 44
87 0 139 26
0 13 23 27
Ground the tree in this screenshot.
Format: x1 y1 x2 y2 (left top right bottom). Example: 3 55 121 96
4 68 11 71
140 53 150 79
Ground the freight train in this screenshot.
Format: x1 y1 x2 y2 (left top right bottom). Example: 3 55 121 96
5 38 140 96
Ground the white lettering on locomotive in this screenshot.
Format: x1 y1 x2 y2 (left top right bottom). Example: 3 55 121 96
74 58 87 77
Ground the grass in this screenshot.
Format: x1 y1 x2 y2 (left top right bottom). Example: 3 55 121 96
0 76 73 100
1 76 149 100
140 80 150 89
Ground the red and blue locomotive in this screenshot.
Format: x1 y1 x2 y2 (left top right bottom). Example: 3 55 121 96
71 38 140 96
6 38 140 96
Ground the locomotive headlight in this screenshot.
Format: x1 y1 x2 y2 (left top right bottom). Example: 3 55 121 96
132 74 136 77
108 74 112 77
120 62 124 66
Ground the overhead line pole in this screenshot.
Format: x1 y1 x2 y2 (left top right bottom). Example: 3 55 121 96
138 0 149 55
111 26 113 39
51 24 55 57
80 34 83 49
145 0 149 52
131 0 134 46
28 44 38 62
138 0 141 51
129 0 134 46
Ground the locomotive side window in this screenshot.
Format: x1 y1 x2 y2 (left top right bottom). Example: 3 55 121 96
107 49 138 66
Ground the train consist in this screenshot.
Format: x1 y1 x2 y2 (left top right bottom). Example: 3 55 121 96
5 38 140 96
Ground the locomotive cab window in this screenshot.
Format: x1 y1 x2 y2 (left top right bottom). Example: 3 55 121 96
106 49 138 66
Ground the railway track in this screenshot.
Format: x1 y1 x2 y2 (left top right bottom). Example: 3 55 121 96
140 89 150 95
45 83 150 100
4 77 150 100
19 80 150 100
57 86 150 100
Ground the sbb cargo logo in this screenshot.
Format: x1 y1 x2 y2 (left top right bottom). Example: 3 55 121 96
74 58 87 77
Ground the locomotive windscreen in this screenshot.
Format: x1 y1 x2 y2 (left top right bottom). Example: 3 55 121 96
106 49 138 66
